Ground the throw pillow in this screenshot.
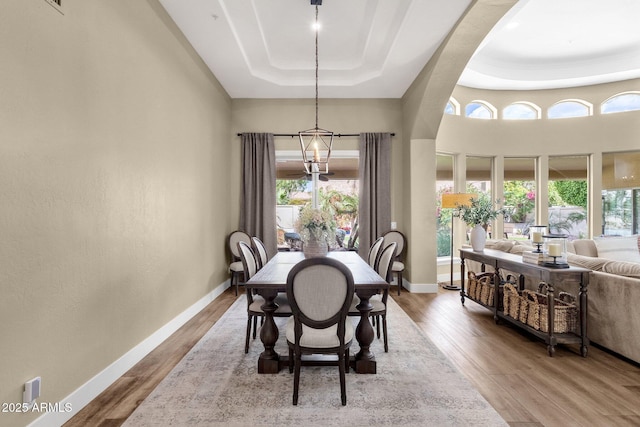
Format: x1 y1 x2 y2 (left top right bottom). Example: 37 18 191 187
594 235 640 263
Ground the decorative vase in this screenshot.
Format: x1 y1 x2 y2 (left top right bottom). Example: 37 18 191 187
303 237 328 258
470 224 487 252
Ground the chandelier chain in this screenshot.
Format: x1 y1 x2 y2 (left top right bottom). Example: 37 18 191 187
315 5 319 129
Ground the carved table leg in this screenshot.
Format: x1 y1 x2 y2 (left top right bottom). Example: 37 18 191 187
460 257 466 305
579 272 589 357
354 289 377 374
257 289 281 374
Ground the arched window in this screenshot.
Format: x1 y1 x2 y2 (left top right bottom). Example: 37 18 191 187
444 97 460 115
465 101 496 119
601 92 640 114
548 100 592 119
503 102 540 120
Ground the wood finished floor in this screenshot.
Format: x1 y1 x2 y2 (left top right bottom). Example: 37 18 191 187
65 285 640 427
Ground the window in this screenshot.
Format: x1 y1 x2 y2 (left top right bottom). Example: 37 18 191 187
275 150 359 249
601 92 640 114
465 101 496 119
548 156 588 239
503 157 536 239
548 100 591 119
444 97 460 115
436 154 454 257
602 151 640 235
503 102 540 120
466 156 493 235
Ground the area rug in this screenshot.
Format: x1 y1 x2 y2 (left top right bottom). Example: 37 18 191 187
123 296 507 427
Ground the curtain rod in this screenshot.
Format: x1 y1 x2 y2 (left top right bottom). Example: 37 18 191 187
236 133 395 137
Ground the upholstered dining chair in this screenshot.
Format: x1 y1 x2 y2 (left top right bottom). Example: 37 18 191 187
382 230 407 295
367 236 384 268
349 242 396 353
285 257 355 406
228 230 252 296
237 241 291 353
251 236 269 269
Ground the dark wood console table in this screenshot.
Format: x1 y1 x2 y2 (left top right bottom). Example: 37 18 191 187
459 248 590 357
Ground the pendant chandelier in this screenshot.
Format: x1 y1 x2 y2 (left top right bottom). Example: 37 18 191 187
299 0 333 176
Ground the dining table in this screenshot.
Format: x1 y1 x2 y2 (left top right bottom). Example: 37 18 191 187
245 250 389 374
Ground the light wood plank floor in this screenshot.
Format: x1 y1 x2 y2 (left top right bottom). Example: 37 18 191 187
66 285 640 427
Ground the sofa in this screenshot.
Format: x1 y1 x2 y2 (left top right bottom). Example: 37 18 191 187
467 235 640 364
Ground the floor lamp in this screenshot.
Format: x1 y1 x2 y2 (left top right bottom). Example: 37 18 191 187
441 193 476 291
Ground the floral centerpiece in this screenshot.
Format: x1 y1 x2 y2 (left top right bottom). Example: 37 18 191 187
453 195 507 251
295 205 337 257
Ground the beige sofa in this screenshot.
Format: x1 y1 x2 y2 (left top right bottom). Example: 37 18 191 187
468 236 640 364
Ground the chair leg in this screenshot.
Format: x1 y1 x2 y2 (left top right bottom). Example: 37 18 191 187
345 348 350 373
245 316 252 353
339 351 347 406
288 347 294 373
397 271 403 295
382 314 388 353
293 352 301 405
231 271 238 296
252 315 258 339
376 315 381 338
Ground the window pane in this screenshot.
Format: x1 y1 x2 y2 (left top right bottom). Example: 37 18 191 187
465 102 492 119
602 151 640 235
601 93 640 114
503 103 538 120
436 154 454 257
466 156 493 237
548 101 589 119
444 102 455 115
548 156 588 239
504 157 536 240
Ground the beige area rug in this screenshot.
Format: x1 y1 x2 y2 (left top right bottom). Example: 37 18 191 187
123 296 507 427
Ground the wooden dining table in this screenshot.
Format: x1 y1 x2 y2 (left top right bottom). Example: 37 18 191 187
246 251 389 374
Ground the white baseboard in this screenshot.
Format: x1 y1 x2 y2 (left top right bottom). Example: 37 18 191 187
401 279 438 294
28 280 231 427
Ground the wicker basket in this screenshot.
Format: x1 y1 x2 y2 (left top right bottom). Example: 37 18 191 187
525 282 578 333
503 283 520 319
467 271 480 300
519 289 536 324
467 271 495 306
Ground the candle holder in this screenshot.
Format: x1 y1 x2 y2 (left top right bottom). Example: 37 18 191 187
529 225 546 253
543 234 570 268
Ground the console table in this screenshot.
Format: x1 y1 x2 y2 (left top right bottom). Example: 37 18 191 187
459 248 590 357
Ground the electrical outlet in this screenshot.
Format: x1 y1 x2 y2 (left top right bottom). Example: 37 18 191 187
23 377 41 405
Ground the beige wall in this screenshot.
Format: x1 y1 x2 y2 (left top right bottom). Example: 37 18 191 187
0 1 232 424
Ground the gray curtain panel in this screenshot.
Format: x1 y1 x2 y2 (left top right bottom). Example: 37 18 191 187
358 132 392 258
240 133 277 258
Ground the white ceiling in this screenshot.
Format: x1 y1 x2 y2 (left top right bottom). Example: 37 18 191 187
158 0 640 98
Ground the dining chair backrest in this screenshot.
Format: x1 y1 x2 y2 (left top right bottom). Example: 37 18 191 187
376 242 397 283
286 258 354 332
229 230 252 260
382 230 406 260
367 237 384 268
237 241 258 280
251 236 269 269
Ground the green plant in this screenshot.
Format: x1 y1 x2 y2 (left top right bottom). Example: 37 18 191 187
453 194 507 229
276 179 308 205
553 180 587 209
295 204 337 243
